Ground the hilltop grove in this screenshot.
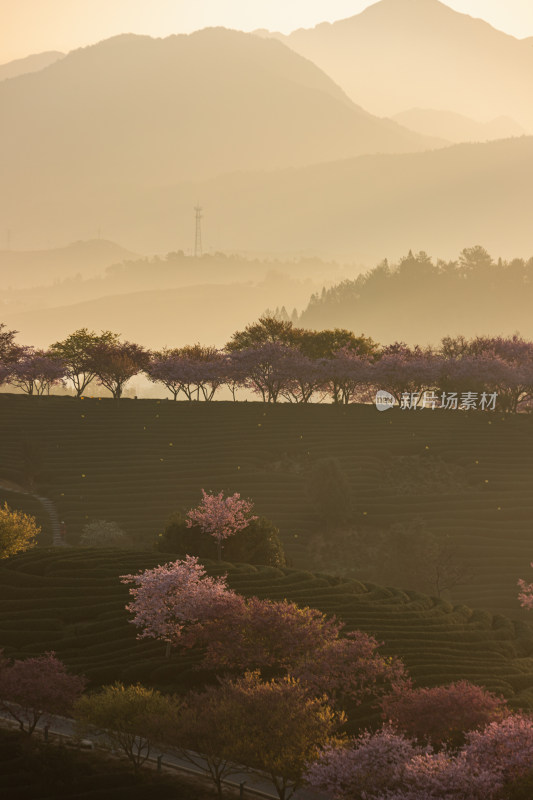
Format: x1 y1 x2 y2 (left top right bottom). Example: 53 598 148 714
2 318 533 412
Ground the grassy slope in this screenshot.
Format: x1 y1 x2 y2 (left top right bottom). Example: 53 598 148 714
2 548 533 721
0 395 532 615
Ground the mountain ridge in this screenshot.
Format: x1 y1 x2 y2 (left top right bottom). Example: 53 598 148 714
0 50 64 81
392 108 525 143
266 0 533 130
0 239 139 289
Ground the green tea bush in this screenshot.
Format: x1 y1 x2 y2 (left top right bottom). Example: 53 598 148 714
157 511 286 567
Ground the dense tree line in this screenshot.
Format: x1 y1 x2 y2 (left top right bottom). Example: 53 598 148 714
298 246 533 343
2 318 533 411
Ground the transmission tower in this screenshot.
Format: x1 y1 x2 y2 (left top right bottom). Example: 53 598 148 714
194 203 203 258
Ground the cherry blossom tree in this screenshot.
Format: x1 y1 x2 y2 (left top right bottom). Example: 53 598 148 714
186 489 257 561
179 344 226 401
121 557 407 703
321 348 374 405
120 555 238 655
462 714 533 786
305 729 499 800
518 564 533 609
294 627 408 705
227 342 294 402
186 596 408 705
10 349 67 395
373 349 440 407
0 650 86 735
379 716 533 799
221 352 250 401
147 345 225 401
146 348 184 400
439 335 533 412
90 339 149 399
467 335 533 363
381 681 507 748
437 353 523 413
277 350 328 404
304 727 427 800
391 750 500 800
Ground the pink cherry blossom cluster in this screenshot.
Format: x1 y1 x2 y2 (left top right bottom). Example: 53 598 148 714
381 680 506 747
518 566 533 609
9 349 67 395
304 726 427 799
120 554 236 645
305 715 533 799
189 595 408 704
186 489 257 546
0 650 86 734
463 713 533 783
121 555 407 703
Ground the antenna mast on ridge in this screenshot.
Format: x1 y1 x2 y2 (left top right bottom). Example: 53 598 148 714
194 203 203 258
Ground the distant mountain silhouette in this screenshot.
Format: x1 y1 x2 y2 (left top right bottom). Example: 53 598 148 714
5 137 533 346
0 51 64 81
0 240 138 289
265 0 533 131
3 280 317 350
3 136 531 271
393 109 525 143
2 253 341 320
0 28 444 251
132 136 531 262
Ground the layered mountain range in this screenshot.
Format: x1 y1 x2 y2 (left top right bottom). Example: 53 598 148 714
265 0 533 130
1 0 531 348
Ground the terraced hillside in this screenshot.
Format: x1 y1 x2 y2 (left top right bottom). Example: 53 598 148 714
2 548 533 727
0 394 532 615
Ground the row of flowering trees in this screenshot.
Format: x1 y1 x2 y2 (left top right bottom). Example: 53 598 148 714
2 320 533 410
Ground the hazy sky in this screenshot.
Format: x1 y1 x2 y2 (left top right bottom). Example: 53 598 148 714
2 0 533 63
